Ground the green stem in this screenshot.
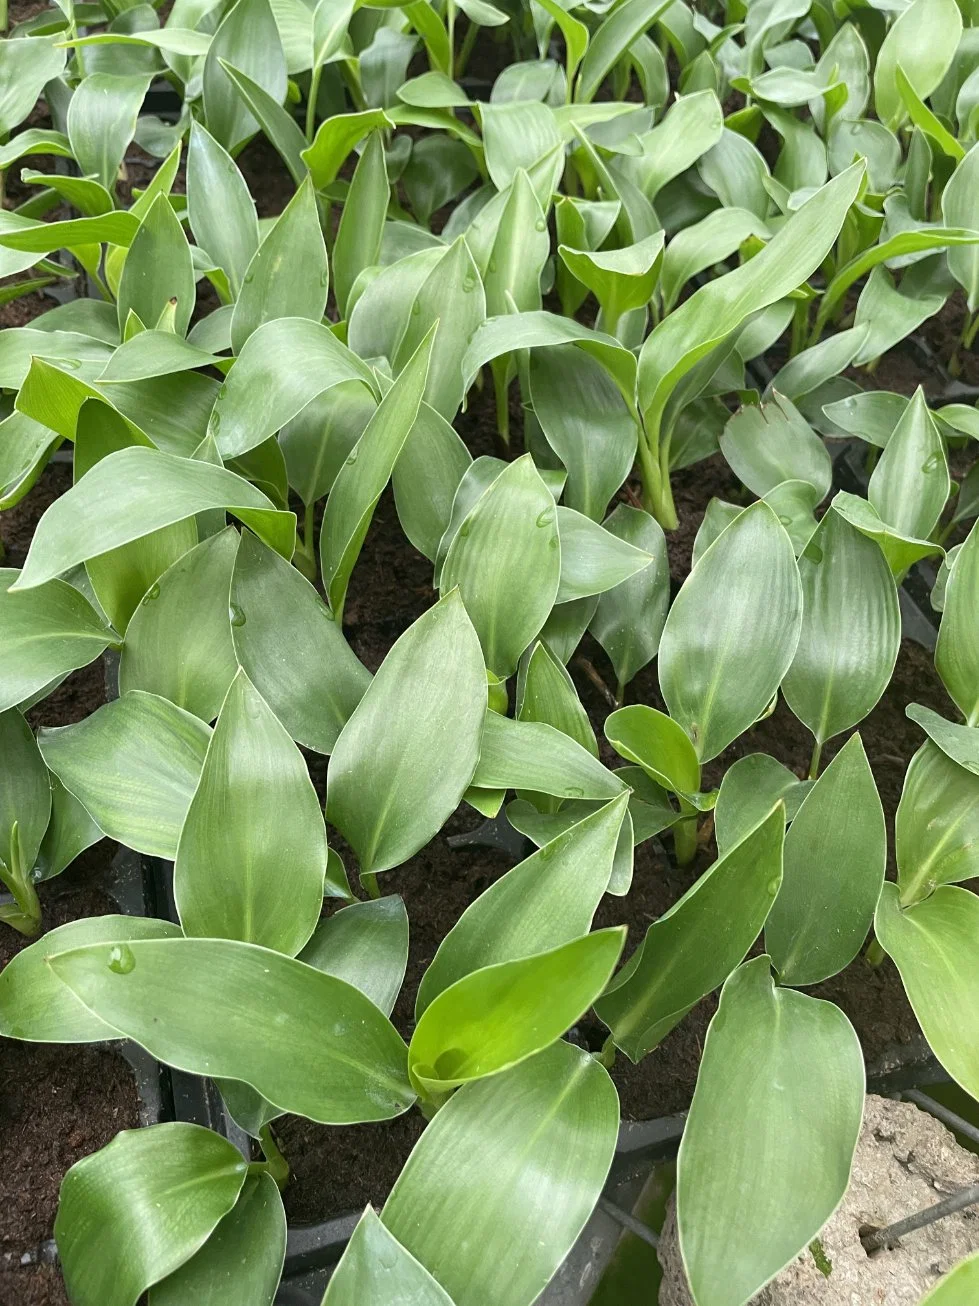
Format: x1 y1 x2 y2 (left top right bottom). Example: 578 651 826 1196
637 418 678 530
0 826 41 937
446 0 456 76
615 676 626 709
455 16 478 78
672 806 698 866
258 1124 290 1189
492 359 510 445
596 1034 617 1070
963 309 979 352
789 299 809 359
865 937 885 967
306 63 323 143
361 870 380 900
808 737 823 781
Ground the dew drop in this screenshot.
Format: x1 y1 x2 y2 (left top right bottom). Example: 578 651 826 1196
921 451 944 473
107 944 136 975
142 583 161 604
767 877 780 897
778 514 793 528
805 543 823 564
320 270 328 287
61 358 82 371
488 258 497 274
535 508 553 528
535 219 546 232
411 301 422 316
346 448 359 465
566 786 585 799
458 520 472 539
210 411 222 433
462 275 476 292
549 535 559 550
230 603 246 628
321 604 336 621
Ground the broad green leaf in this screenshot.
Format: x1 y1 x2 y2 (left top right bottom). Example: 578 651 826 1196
874 0 962 131
209 317 374 459
0 916 179 1043
417 795 628 1016
149 1173 285 1306
474 711 625 799
0 708 51 880
875 883 979 1099
230 177 328 352
299 896 408 1017
558 232 664 332
604 703 700 796
920 1253 979 1304
56 1124 248 1306
120 530 238 722
231 531 370 753
440 455 560 678
0 37 66 137
576 0 671 103
766 735 884 986
38 692 211 859
637 166 863 447
203 0 287 154
907 703 979 775
218 59 308 186
659 501 803 762
187 121 259 300
33 773 102 884
333 131 388 321
392 400 472 562
14 447 295 591
720 392 831 500
301 108 394 189
99 333 220 383
782 508 900 749
529 346 636 522
66 72 151 192
677 957 864 1306
479 101 561 190
0 410 59 511
117 193 196 338
393 236 486 422
321 328 434 614
0 129 71 169
67 29 213 55
589 506 669 690
659 207 769 315
831 489 942 578
325 1206 453 1306
868 387 949 546
713 753 809 858
821 391 907 447
409 926 624 1094
383 1041 617 1306
596 805 784 1061
936 519 979 723
896 741 979 907
0 212 139 256
175 671 326 954
0 571 111 713
944 144 979 310
616 90 724 203
50 936 414 1121
518 640 596 757
326 591 486 876
480 168 549 320
556 506 654 603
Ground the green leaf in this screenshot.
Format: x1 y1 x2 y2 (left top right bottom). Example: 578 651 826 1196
302 108 394 189
13 447 295 590
230 530 370 753
556 506 654 603
720 391 832 501
596 805 784 1061
559 231 664 331
473 711 627 800
589 506 669 691
896 741 979 906
920 1253 979 1304
299 896 408 1017
55 1124 248 1306
218 59 309 186
327 591 486 876
66 72 151 192
66 29 213 55
906 703 979 775
943 144 979 310
936 518 979 724
782 508 900 749
321 327 435 614
659 501 803 762
766 735 884 986
637 166 863 445
440 455 560 678
713 753 809 858
384 1040 616 1305
0 37 66 137
175 671 326 954
210 317 374 459
49 936 415 1121
325 1205 453 1305
0 708 51 880
34 774 103 884
831 489 943 579
203 0 287 154
576 0 671 103
417 795 628 1017
0 570 112 713
604 703 700 796
660 207 769 315
120 529 239 723
392 400 472 562
0 211 139 255
230 176 328 352
0 410 59 511
187 121 259 300
0 916 179 1043
677 957 864 1306
99 333 220 383
479 101 561 190
875 882 979 1099
117 193 196 339
874 0 962 132
38 692 211 859
517 640 596 758
333 130 388 321
868 387 949 546
149 1172 285 1306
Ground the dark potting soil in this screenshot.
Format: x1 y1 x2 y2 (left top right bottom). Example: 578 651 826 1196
0 844 140 1306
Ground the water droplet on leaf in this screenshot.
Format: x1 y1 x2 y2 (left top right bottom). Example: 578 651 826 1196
107 944 136 975
142 583 161 604
230 603 246 628
921 451 944 473
535 508 553 528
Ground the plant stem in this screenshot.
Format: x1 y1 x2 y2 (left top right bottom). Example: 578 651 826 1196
446 0 456 76
306 63 323 143
808 738 823 781
492 359 510 445
865 937 885 967
673 812 698 866
615 676 626 709
596 1034 617 1070
0 837 41 938
258 1124 290 1189
636 419 678 530
455 16 478 78
362 870 380 900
